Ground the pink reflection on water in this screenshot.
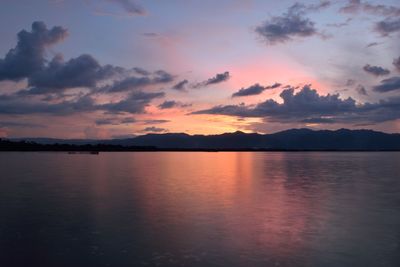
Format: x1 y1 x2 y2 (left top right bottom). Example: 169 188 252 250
120 152 330 264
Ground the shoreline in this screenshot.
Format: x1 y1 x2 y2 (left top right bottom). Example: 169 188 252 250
2 149 400 152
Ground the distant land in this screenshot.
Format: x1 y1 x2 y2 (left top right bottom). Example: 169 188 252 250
2 128 400 151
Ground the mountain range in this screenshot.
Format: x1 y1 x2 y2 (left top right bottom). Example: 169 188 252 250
8 128 400 151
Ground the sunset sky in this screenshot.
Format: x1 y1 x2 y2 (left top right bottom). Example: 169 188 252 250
0 0 400 138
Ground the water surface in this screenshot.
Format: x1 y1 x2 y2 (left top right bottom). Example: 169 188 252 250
1 152 399 266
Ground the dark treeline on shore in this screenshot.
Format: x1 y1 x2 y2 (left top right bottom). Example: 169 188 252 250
0 139 157 152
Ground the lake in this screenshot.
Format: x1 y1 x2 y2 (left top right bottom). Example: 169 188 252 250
0 152 399 267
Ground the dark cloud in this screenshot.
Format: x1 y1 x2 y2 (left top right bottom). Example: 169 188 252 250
158 100 191 109
340 0 400 17
153 70 174 83
0 21 67 81
121 117 137 123
90 0 146 17
375 18 400 36
288 2 331 13
133 67 151 76
100 91 165 113
366 42 381 48
356 85 368 96
363 64 390 76
232 83 281 97
192 104 249 117
373 77 400 92
25 54 121 94
101 76 152 93
393 57 400 71
205 71 230 85
300 118 336 124
95 118 120 125
172 79 189 91
144 126 166 133
0 121 45 128
95 117 136 125
158 100 178 109
193 72 230 88
255 3 320 45
106 0 146 16
100 70 174 93
192 85 400 124
0 89 164 115
142 119 170 125
232 84 265 97
0 94 96 115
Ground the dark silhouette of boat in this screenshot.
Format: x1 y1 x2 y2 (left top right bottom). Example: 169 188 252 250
67 151 99 155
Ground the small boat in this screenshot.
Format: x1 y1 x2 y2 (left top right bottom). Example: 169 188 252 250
67 151 99 155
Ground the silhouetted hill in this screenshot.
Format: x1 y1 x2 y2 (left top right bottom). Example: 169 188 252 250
122 129 400 150
4 128 400 151
264 128 399 150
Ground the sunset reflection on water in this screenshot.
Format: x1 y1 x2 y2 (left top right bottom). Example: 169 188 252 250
1 152 399 267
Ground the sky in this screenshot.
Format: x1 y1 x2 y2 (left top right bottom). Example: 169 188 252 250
0 0 400 138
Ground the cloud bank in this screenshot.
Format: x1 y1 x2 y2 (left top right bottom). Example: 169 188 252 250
192 85 400 124
0 22 173 117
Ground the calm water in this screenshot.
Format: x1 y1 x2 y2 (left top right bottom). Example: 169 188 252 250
0 152 400 267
